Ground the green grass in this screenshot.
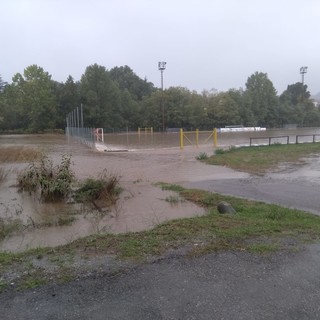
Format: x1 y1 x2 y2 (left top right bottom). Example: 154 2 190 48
206 143 320 174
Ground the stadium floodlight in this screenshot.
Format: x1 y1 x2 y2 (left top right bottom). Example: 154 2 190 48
158 62 167 132
300 66 308 84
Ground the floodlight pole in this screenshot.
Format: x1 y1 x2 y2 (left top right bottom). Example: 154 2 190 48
300 66 308 85
158 61 166 132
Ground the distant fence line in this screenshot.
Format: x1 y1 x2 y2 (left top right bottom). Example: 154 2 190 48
65 126 96 148
249 134 320 146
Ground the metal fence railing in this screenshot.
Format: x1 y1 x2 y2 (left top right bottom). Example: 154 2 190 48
65 126 95 148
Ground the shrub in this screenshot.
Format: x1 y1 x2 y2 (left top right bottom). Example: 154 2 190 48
196 152 208 160
74 170 121 210
17 154 74 202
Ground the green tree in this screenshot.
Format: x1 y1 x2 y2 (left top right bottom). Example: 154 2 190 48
109 65 155 101
0 75 7 93
80 64 122 128
5 65 57 132
54 75 81 129
207 92 241 128
279 83 315 126
244 72 278 127
140 90 163 129
280 82 311 106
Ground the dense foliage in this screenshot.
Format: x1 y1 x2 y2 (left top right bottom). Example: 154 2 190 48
0 65 318 132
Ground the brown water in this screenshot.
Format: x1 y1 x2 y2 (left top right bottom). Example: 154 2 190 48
1 127 319 252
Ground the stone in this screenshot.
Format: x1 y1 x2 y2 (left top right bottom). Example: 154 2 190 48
217 201 236 214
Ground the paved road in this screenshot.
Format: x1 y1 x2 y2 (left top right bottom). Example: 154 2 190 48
183 176 320 215
1 244 320 319
183 156 320 216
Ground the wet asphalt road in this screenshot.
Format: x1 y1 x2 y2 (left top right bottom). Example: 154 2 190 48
1 244 320 320
183 176 320 215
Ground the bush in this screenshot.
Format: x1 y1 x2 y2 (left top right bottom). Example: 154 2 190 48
17 154 74 202
74 170 121 210
196 152 208 160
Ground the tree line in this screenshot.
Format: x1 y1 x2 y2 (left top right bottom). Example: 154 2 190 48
0 63 318 133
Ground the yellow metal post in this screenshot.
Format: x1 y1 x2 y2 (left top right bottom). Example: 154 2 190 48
196 129 199 148
213 128 217 147
180 128 184 149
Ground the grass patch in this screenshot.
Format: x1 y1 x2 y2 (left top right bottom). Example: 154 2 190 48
0 146 42 163
207 143 320 174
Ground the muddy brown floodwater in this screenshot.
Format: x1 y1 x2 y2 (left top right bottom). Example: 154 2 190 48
1 128 320 252
0 134 220 252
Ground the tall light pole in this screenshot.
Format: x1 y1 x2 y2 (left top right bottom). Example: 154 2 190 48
158 61 166 132
300 66 308 85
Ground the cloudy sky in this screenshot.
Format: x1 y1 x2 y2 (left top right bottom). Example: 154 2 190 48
1 0 320 95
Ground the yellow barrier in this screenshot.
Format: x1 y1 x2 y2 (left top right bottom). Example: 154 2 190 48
180 128 217 149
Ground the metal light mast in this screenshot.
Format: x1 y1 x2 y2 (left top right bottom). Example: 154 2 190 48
300 66 308 85
158 61 167 132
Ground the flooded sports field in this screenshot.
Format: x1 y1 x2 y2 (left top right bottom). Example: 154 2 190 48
1 127 320 252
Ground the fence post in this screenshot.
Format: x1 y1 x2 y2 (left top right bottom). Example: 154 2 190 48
180 128 184 149
196 129 199 148
213 128 218 147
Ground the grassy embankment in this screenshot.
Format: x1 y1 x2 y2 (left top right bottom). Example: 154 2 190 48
1 143 320 291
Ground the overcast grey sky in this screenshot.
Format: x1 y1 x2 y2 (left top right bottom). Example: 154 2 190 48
1 0 320 95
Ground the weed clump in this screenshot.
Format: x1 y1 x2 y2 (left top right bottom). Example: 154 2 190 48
0 167 8 183
17 154 74 202
75 170 121 210
196 152 208 160
0 217 23 240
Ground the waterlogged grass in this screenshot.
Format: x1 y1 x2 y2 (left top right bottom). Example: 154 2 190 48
205 143 320 174
0 218 23 241
0 146 42 163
